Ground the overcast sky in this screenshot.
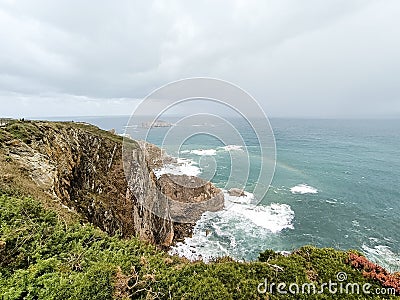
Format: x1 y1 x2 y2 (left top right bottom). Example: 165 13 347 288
0 0 399 118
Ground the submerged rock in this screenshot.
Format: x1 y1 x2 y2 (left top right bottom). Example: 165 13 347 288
228 188 246 197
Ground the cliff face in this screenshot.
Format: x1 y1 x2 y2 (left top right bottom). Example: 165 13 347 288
0 120 223 247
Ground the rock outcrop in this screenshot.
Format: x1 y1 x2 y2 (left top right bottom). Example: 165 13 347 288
157 174 224 241
228 188 246 197
0 120 223 247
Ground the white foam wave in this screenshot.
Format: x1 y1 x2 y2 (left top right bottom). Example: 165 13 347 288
169 191 295 262
182 145 243 157
362 244 400 272
223 190 254 204
290 184 318 194
233 203 293 233
153 158 201 178
169 229 229 262
325 199 337 204
191 149 217 156
224 191 294 233
219 145 244 152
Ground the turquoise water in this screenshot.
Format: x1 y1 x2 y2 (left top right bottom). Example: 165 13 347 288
46 116 400 271
270 119 400 271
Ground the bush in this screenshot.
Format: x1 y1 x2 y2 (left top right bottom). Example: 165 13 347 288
0 193 397 299
258 249 282 262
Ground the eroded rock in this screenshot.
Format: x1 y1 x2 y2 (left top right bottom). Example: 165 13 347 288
1 121 223 248
228 188 246 197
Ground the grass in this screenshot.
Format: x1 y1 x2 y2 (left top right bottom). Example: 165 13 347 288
0 192 396 299
0 119 125 145
1 121 44 144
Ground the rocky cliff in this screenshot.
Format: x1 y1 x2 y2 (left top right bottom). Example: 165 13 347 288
0 120 223 247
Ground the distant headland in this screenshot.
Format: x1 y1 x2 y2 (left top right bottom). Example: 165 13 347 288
141 120 173 128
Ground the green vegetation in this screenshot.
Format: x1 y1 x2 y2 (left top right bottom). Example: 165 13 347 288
61 121 124 144
0 120 125 145
0 192 166 300
1 121 44 144
0 192 396 299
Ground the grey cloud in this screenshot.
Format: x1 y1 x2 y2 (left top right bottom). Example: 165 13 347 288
0 0 399 118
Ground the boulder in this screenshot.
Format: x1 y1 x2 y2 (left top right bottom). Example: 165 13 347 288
228 188 246 197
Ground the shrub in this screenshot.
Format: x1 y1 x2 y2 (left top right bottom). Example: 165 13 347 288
347 253 400 295
0 193 397 299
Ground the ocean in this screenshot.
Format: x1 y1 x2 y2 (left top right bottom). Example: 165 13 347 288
44 116 400 272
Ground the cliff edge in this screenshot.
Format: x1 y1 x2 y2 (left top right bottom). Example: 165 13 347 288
0 120 223 247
